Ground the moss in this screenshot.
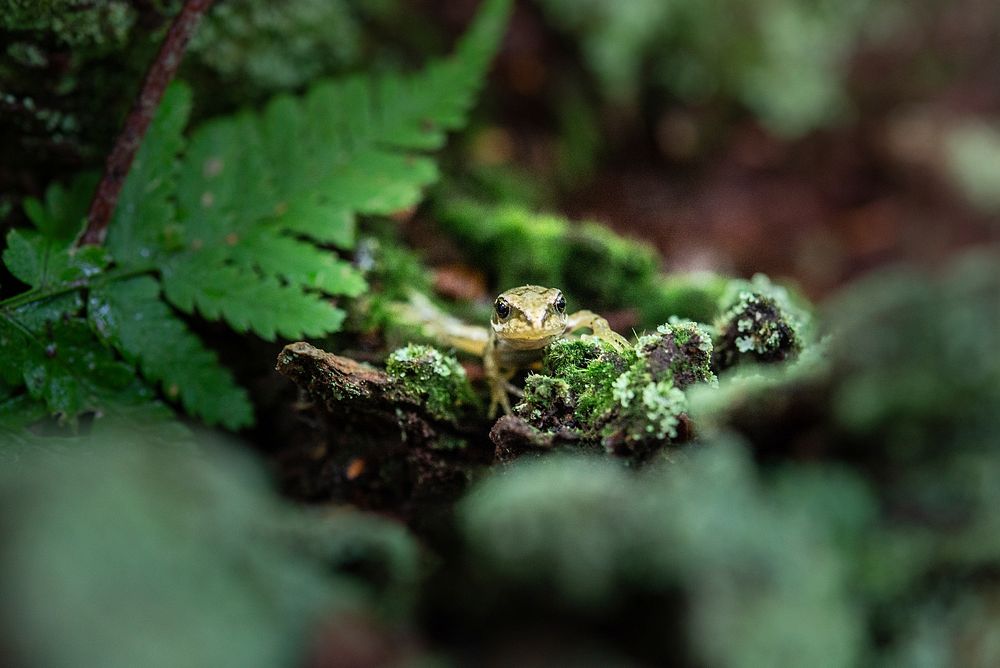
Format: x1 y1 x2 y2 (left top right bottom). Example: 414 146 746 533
434 199 776 328
610 370 687 441
385 344 480 422
538 338 632 424
518 375 575 429
562 220 660 309
507 325 720 461
434 200 658 314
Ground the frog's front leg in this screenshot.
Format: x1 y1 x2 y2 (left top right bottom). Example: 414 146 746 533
484 331 515 417
565 310 631 351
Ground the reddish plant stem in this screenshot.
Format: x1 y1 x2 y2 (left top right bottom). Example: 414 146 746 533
78 0 215 247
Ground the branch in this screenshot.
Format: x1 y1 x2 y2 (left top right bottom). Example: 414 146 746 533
78 0 215 247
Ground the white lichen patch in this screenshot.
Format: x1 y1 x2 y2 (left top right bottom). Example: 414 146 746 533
640 380 687 440
388 344 466 380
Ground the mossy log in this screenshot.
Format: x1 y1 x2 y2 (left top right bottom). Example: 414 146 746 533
274 342 491 515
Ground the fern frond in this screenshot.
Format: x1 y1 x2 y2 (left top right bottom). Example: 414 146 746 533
107 83 192 264
161 253 345 340
2 317 146 420
88 276 253 429
0 0 511 431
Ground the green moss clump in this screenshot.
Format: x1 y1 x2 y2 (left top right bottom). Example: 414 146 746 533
510 324 719 460
385 344 479 422
601 322 716 454
434 201 664 316
518 375 575 429
434 199 798 329
515 338 632 434
542 338 633 420
563 221 660 309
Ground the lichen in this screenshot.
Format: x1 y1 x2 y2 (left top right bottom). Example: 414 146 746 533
385 344 479 422
604 367 687 451
505 323 719 461
636 321 717 390
713 276 807 372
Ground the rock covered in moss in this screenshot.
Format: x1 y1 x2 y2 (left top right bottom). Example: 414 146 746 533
385 344 480 423
538 338 632 420
499 323 717 462
513 338 630 435
713 275 809 371
635 321 716 390
494 339 628 460
602 322 716 456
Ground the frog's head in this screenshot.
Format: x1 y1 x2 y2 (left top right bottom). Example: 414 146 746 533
491 285 568 350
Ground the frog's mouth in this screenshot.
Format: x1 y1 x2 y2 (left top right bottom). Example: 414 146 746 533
500 331 563 350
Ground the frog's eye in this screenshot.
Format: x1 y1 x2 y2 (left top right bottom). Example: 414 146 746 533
495 297 511 319
553 292 566 313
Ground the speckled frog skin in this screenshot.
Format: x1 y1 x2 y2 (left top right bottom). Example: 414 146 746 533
484 285 629 416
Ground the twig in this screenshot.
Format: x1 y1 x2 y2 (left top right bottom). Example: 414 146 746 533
78 0 214 247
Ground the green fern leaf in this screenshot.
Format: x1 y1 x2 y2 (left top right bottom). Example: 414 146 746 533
88 276 254 430
161 252 345 340
21 174 97 244
274 200 355 248
9 318 143 420
375 0 511 150
227 228 366 297
107 83 192 264
3 229 111 291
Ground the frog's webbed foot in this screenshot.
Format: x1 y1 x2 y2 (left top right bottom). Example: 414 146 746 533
565 310 631 351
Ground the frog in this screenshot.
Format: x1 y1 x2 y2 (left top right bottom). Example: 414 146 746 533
389 285 631 417
482 285 630 417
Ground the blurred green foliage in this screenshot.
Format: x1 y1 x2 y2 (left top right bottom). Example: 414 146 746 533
535 0 882 135
0 435 420 668
460 445 869 666
190 0 366 91
0 0 135 46
434 200 742 326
